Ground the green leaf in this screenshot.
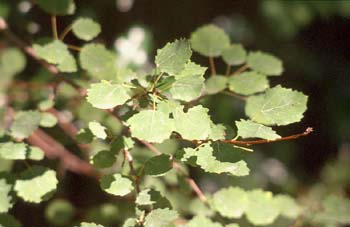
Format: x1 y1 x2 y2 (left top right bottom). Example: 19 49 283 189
155 39 192 75
36 0 75 15
0 142 44 161
144 154 172 176
212 187 248 218
92 150 116 169
45 199 75 226
236 119 280 140
127 109 174 143
247 51 283 76
245 86 308 125
0 48 26 75
38 99 54 111
274 195 300 219
86 80 131 109
144 208 178 227
27 146 45 161
205 75 228 95
100 173 133 196
39 112 58 128
183 143 249 176
80 44 117 80
14 166 58 203
0 178 13 213
33 40 77 72
136 189 171 209
314 195 350 225
76 128 94 144
190 24 230 57
245 190 279 226
169 61 207 102
184 215 222 227
208 123 226 140
10 111 41 139
72 18 101 41
0 142 27 160
222 44 247 66
173 105 212 140
75 222 104 227
88 121 107 140
0 214 21 227
123 218 137 227
228 71 269 95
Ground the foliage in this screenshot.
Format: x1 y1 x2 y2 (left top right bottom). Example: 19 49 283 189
0 1 347 227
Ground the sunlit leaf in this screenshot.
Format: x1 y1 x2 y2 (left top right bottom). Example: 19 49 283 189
228 71 269 95
155 39 192 75
190 24 230 57
236 119 280 140
86 80 130 109
247 51 283 76
72 18 101 41
245 86 308 125
100 173 133 196
14 166 58 203
222 44 247 66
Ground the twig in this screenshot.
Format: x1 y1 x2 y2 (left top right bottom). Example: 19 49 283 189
59 23 73 40
220 90 247 100
209 57 216 76
27 129 99 178
124 150 141 193
0 17 84 94
221 127 314 146
67 44 81 52
225 65 231 77
51 15 58 39
232 63 248 76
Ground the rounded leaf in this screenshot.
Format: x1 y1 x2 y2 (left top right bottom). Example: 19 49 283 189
212 187 248 218
100 173 133 196
247 51 283 76
45 199 75 226
228 71 269 95
72 18 101 41
190 24 230 57
222 44 247 65
86 80 130 109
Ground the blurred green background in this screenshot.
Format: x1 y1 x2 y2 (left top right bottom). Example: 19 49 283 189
1 0 349 226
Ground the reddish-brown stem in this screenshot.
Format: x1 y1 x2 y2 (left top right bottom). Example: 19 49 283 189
27 129 99 178
221 127 313 146
124 150 140 193
0 18 84 94
51 15 58 39
221 90 247 100
48 108 90 154
209 57 216 76
225 65 231 76
232 64 248 76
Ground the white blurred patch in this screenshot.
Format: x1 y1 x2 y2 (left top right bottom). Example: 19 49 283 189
116 0 134 12
27 22 40 34
114 26 148 67
18 1 32 13
261 158 288 185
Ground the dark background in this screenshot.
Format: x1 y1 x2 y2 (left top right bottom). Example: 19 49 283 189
3 0 350 226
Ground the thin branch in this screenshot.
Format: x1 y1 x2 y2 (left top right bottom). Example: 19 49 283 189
232 63 248 76
209 57 216 76
51 15 58 39
67 44 81 52
27 129 99 178
220 90 247 100
225 64 231 76
221 127 314 146
0 17 84 94
124 150 141 193
59 23 73 40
